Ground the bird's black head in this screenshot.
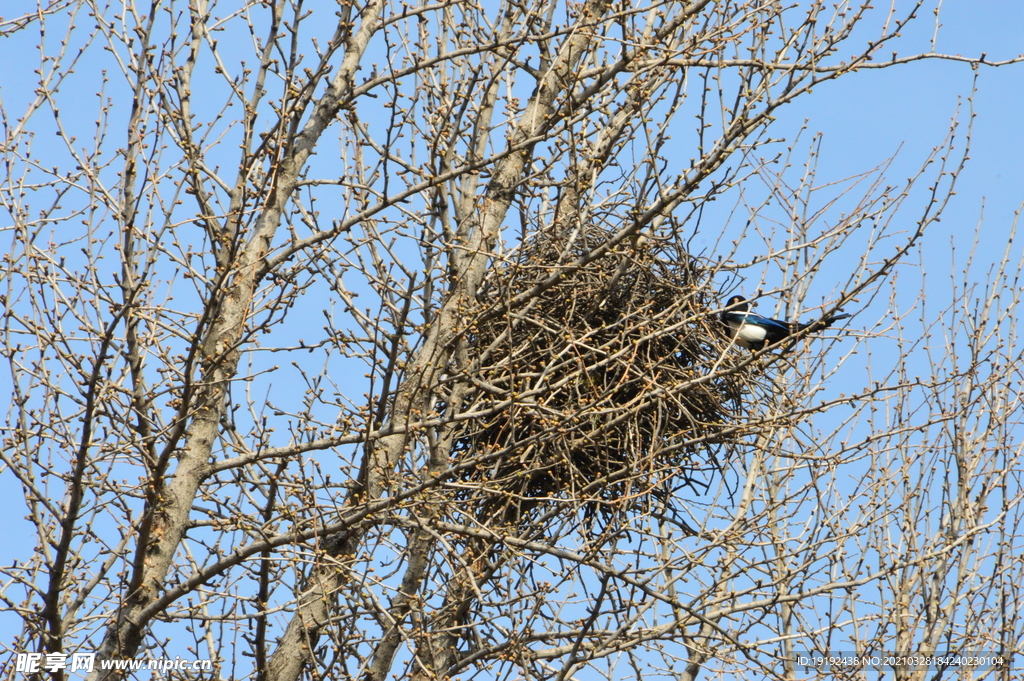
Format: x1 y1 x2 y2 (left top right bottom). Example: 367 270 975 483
724 295 749 312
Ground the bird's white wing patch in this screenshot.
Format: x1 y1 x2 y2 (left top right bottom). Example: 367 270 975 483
735 323 767 344
724 316 767 348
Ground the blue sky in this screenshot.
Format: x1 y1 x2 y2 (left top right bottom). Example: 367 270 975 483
774 1 1024 262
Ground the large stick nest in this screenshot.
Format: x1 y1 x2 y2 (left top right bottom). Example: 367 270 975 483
447 228 758 531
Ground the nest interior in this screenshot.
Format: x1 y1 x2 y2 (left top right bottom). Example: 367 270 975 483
447 228 755 532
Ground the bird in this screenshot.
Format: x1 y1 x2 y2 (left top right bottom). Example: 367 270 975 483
720 295 850 350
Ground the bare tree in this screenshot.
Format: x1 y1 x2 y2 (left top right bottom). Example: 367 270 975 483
1 1 1021 680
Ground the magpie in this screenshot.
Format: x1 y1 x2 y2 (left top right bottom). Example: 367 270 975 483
720 295 850 350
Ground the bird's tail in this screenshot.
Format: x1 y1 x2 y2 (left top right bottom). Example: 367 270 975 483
822 312 851 327
794 312 851 334
802 313 851 331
